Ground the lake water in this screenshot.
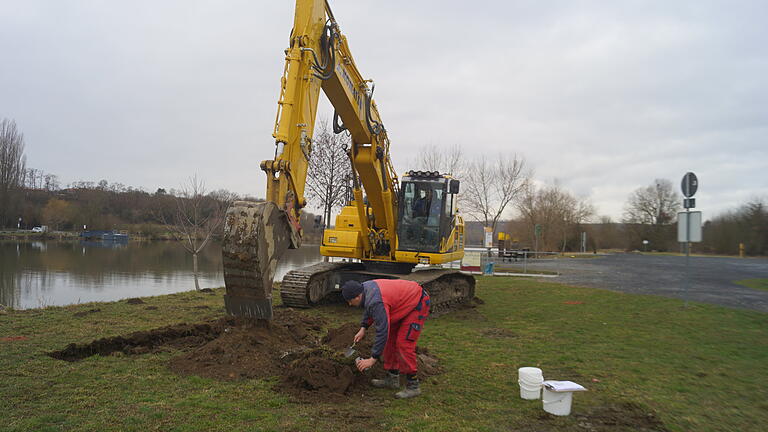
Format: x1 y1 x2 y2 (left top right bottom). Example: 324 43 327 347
0 240 322 309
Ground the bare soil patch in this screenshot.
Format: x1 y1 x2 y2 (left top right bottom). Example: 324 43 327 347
529 401 668 431
574 402 669 431
49 309 443 401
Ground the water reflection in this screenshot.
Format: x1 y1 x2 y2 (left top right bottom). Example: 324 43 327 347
0 241 322 309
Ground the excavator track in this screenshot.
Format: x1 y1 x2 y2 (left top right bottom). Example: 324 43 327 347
280 262 358 308
279 262 475 315
401 269 476 316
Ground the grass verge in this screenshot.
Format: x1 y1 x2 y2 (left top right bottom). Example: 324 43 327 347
735 278 768 292
1 279 766 431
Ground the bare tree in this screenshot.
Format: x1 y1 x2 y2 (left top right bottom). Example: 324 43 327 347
0 119 27 228
163 175 231 290
516 181 594 252
415 143 465 177
623 179 681 225
305 120 352 228
622 179 681 251
462 154 527 233
44 174 59 191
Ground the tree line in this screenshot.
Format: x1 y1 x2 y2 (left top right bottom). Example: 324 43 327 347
2 117 764 255
3 180 324 241
411 143 766 256
0 119 327 242
302 119 766 256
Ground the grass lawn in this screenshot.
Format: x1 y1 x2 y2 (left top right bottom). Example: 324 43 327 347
1 278 767 431
735 278 768 292
638 251 755 259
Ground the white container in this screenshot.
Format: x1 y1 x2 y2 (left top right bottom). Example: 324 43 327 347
542 387 573 416
519 381 542 400
517 367 543 400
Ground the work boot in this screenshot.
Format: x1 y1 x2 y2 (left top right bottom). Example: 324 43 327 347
395 378 421 399
371 371 400 389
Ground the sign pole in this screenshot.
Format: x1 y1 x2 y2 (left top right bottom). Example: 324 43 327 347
680 171 698 309
685 208 690 308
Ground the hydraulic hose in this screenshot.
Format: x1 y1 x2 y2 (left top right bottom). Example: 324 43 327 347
365 84 383 136
312 23 337 81
333 110 347 134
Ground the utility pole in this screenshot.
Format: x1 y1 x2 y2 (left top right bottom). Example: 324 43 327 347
534 224 542 259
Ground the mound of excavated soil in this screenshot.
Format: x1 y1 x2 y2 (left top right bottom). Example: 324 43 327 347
49 308 443 400
169 310 323 381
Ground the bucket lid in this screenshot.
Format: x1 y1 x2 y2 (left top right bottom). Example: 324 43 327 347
518 367 544 379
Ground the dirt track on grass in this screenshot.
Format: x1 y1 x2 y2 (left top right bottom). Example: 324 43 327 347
49 309 442 401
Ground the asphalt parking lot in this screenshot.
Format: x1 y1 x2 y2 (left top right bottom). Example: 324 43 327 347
524 253 768 312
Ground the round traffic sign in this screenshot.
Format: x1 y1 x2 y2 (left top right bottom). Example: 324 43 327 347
681 172 698 198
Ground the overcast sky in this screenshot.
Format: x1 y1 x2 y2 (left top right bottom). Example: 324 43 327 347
1 0 766 221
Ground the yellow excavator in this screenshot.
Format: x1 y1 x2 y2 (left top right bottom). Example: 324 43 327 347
222 0 475 320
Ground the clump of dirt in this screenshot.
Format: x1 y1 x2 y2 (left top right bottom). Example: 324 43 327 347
279 345 441 402
50 309 443 400
282 348 359 396
126 298 145 305
322 322 374 353
574 402 669 431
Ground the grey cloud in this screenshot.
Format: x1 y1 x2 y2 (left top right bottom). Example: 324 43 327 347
1 0 766 220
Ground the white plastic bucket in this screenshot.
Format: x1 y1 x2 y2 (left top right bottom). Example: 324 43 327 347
542 387 573 416
518 381 542 400
518 367 543 400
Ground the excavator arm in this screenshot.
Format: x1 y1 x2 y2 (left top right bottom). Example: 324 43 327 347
223 0 398 319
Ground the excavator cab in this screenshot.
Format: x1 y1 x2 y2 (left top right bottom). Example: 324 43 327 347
397 171 459 254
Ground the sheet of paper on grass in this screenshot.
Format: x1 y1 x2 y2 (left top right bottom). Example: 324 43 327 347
543 380 587 392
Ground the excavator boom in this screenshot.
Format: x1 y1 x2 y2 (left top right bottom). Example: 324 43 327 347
223 0 472 320
223 0 397 319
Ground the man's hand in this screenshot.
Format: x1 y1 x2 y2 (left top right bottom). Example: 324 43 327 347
355 357 376 372
353 327 366 343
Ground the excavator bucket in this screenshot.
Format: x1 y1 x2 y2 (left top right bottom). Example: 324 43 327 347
222 201 295 320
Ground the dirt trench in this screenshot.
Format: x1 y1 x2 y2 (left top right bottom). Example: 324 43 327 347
49 309 442 401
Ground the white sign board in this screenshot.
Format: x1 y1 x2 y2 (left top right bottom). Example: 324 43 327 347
484 227 493 248
462 251 482 268
677 211 702 243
